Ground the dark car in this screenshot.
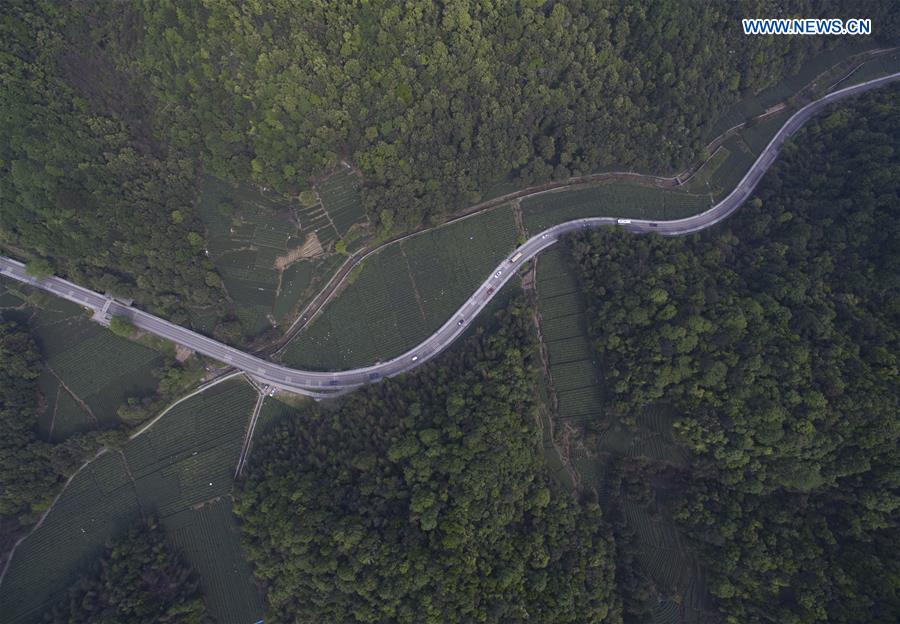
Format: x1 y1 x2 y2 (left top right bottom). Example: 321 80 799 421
329 379 339 386
649 223 658 228
369 372 381 381
457 318 465 326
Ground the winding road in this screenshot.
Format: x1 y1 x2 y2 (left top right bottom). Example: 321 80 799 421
2 71 898 396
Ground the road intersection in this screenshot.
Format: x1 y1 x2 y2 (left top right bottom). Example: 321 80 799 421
2 71 898 396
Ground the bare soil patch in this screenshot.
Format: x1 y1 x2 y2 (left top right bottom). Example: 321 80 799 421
274 232 325 270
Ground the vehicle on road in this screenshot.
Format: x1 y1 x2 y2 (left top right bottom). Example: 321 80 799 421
457 318 465 326
509 251 523 263
541 233 549 239
494 270 502 278
369 372 380 380
329 379 339 386
411 355 419 362
649 223 658 228
617 219 632 225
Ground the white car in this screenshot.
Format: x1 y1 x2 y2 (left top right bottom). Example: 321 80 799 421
411 355 419 362
494 270 502 278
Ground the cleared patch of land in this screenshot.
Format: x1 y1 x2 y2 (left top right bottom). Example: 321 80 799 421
275 231 325 270
281 205 518 370
196 174 368 335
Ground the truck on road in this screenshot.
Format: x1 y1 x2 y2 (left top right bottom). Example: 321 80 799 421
510 251 524 263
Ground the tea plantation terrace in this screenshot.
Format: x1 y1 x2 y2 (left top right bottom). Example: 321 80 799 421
2 71 897 395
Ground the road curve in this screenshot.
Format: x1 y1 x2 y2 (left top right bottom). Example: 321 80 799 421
2 71 898 395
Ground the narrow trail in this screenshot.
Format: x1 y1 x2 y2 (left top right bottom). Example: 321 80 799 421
235 388 267 479
46 366 98 425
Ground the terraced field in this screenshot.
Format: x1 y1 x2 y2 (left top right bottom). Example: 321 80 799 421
197 174 368 335
164 499 264 624
0 277 163 441
282 205 518 370
699 135 757 201
0 378 264 624
534 247 604 426
317 168 368 237
521 184 711 233
739 112 791 157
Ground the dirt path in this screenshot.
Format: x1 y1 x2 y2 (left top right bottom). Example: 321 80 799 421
511 199 528 238
115 449 144 516
525 257 580 488
47 386 62 441
234 387 266 479
47 366 98 425
399 246 428 325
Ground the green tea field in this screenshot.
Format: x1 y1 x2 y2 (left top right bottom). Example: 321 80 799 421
0 451 141 623
281 205 519 370
534 246 604 427
0 378 265 624
1 278 164 441
197 171 368 336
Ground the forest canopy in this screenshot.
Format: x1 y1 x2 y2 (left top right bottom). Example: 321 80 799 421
234 303 620 623
128 0 898 226
571 85 900 623
2 0 898 324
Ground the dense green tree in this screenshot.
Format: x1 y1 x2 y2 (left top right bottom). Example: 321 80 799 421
235 303 620 623
2 1 896 336
571 85 900 623
0 1 229 326
24 259 54 280
43 518 212 624
128 0 896 228
108 315 136 338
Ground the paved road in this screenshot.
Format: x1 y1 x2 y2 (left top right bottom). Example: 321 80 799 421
2 71 898 395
